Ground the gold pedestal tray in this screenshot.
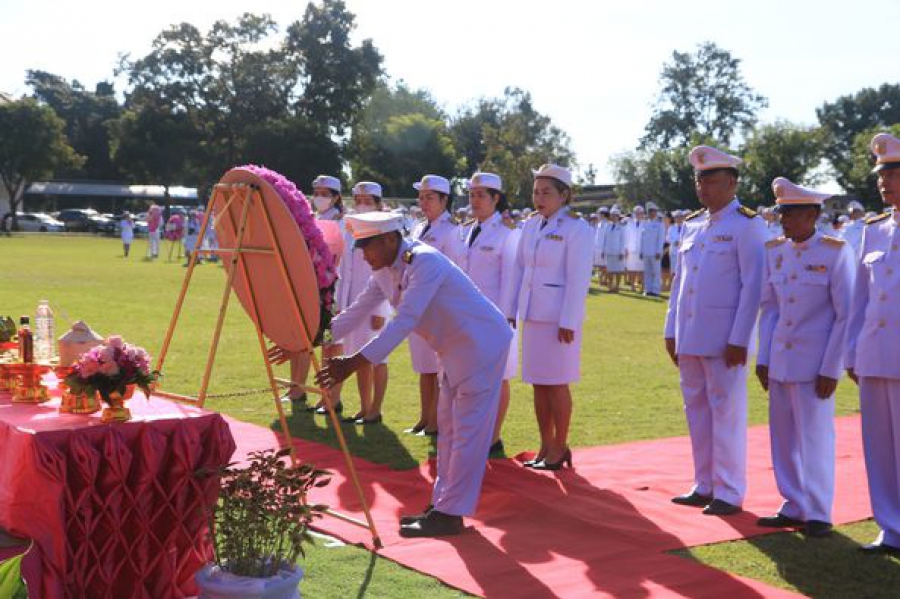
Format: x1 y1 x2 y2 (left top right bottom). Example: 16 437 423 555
54 366 101 414
4 363 52 403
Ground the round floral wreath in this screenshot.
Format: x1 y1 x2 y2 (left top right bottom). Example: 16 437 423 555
237 165 338 318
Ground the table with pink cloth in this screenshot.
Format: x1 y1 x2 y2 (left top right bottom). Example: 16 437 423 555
0 389 236 598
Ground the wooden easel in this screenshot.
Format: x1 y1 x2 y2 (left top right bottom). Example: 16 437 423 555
154 182 382 548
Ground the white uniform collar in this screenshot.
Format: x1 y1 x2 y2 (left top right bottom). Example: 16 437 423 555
477 211 502 227
892 207 899 225
790 229 821 250
543 205 570 225
708 198 739 223
390 238 415 272
431 211 452 226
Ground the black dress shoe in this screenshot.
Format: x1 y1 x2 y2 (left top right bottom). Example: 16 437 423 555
342 412 364 423
757 514 805 528
399 504 433 525
487 440 504 457
315 401 342 415
702 499 741 516
399 510 463 538
671 491 713 507
356 414 383 425
404 424 425 434
804 520 833 538
417 429 438 437
859 542 900 555
531 449 572 471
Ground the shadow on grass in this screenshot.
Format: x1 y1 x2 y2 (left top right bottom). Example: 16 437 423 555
673 527 900 598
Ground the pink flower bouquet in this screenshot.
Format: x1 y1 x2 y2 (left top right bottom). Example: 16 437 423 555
64 336 159 403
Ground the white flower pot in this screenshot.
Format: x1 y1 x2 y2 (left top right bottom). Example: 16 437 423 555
195 563 304 599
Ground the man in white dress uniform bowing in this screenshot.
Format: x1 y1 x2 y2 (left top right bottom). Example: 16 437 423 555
846 133 900 555
664 145 767 516
755 177 853 538
317 211 512 537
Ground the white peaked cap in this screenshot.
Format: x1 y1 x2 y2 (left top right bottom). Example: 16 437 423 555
847 200 865 213
466 172 503 191
532 163 572 187
838 215 850 223
689 145 742 172
610 206 622 216
645 201 659 211
413 174 451 195
345 212 405 245
352 181 383 197
633 205 646 213
871 133 900 172
772 177 831 206
312 175 341 193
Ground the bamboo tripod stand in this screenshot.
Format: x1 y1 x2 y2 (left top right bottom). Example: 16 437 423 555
154 181 382 548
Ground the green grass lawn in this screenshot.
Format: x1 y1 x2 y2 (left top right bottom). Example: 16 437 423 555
0 234 881 597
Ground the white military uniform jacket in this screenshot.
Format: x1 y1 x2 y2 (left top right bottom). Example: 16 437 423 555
602 221 627 258
331 240 512 388
841 219 865 257
593 220 608 266
846 210 900 379
516 206 594 330
640 218 666 258
665 199 767 356
411 211 463 265
335 226 391 317
458 212 521 319
757 231 854 382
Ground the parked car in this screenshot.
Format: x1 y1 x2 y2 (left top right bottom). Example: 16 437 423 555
15 212 65 232
54 209 116 234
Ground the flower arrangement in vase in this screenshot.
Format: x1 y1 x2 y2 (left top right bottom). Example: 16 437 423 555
64 336 158 422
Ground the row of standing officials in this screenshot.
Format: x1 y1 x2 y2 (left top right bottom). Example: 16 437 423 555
296 132 900 550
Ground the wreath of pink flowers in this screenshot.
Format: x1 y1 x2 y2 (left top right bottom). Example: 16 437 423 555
237 165 338 312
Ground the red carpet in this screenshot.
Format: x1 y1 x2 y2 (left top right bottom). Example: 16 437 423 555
227 415 872 598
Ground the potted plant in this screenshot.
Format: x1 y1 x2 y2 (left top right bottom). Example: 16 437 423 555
63 335 158 421
196 449 330 599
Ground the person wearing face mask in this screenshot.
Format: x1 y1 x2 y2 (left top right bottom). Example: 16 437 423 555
332 181 392 424
405 174 464 437
458 172 521 456
282 174 346 415
516 164 594 470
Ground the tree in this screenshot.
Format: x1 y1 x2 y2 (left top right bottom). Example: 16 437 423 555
816 84 900 191
610 145 696 211
354 112 460 197
643 42 767 149
286 0 382 135
844 123 900 207
26 70 122 180
454 88 575 207
739 122 825 206
0 99 83 229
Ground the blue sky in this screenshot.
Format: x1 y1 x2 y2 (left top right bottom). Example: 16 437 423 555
3 0 899 184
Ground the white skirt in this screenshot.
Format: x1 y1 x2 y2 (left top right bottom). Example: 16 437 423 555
521 321 581 385
606 254 626 273
503 326 519 380
339 319 389 365
409 332 440 374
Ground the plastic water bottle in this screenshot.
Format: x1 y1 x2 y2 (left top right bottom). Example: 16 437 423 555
35 300 56 362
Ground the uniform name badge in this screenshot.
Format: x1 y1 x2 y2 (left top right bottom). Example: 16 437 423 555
805 264 828 273
479 246 494 251
546 234 563 241
713 235 733 242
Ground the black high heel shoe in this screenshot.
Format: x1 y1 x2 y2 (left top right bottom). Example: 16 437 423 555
523 449 548 468
315 401 342 415
531 449 572 471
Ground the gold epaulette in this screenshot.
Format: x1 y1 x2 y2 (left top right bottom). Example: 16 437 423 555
463 218 476 227
448 215 460 225
504 221 516 230
402 249 414 264
765 236 786 249
821 235 845 248
526 211 541 219
866 212 890 225
684 208 706 222
738 205 758 219
568 211 582 219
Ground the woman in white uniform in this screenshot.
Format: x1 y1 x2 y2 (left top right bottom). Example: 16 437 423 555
602 207 627 293
335 182 392 424
286 174 345 414
458 172 520 455
407 174 463 435
516 164 594 470
119 211 134 257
